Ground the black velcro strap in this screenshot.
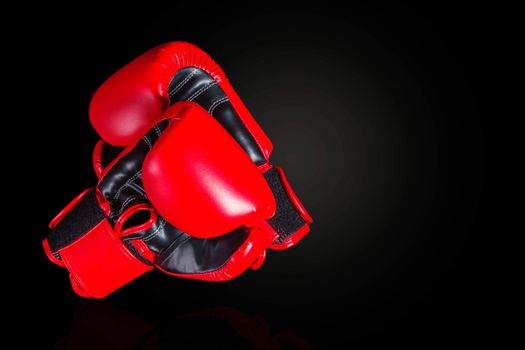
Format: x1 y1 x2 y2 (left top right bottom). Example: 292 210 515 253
47 189 106 253
263 168 307 243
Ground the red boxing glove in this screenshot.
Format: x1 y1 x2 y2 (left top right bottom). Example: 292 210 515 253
90 42 312 249
45 103 276 298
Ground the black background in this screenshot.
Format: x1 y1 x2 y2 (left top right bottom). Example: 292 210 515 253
16 1 500 348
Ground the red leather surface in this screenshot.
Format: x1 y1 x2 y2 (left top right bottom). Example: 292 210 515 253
143 103 276 238
88 41 312 260
250 250 266 270
92 139 105 178
46 167 155 297
90 42 311 250
58 219 153 298
90 41 272 159
116 203 158 263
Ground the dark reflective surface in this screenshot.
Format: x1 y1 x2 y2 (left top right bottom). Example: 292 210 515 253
51 301 314 349
19 1 496 348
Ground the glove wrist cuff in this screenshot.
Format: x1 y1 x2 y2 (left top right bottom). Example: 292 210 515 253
44 189 152 298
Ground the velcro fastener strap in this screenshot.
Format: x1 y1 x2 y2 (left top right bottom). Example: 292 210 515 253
59 219 153 298
48 189 106 253
46 188 153 297
263 167 312 246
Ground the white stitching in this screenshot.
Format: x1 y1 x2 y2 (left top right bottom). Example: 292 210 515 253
208 97 229 115
169 69 198 96
142 135 153 150
154 124 162 138
158 235 192 265
128 180 146 196
143 218 167 242
111 195 139 218
112 170 142 201
110 195 140 219
112 170 142 202
188 81 217 101
168 69 198 97
208 96 229 114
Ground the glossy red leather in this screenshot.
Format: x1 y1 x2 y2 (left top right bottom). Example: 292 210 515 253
45 189 98 267
90 41 272 159
92 139 105 178
46 144 160 297
143 103 276 238
58 219 153 298
90 112 276 279
47 206 154 299
250 250 266 270
88 41 311 260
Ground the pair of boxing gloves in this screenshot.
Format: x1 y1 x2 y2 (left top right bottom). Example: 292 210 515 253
44 42 312 298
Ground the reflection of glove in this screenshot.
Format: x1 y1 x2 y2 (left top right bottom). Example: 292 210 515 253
44 102 277 298
54 303 314 350
160 307 316 350
52 303 156 350
90 41 312 250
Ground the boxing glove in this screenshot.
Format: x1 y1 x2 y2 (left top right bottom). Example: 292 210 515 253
90 41 312 249
44 102 277 298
